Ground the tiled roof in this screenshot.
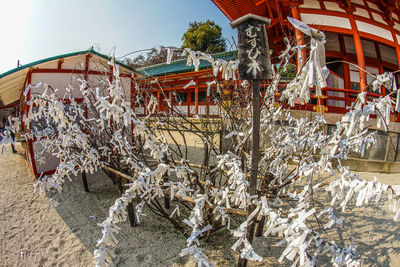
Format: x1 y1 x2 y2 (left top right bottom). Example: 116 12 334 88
139 50 237 77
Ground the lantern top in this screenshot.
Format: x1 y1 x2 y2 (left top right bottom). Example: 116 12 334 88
230 13 271 29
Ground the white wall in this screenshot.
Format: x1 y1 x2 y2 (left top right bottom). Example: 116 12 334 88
31 73 84 99
301 13 351 29
33 142 60 174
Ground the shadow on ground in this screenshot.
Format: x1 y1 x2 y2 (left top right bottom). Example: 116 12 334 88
41 145 400 266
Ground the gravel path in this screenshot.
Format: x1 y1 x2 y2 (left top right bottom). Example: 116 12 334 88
1 143 400 266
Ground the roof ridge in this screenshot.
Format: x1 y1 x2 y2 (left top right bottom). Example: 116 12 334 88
0 48 136 79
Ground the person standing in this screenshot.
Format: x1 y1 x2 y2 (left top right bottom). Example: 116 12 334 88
0 116 4 142
3 116 16 153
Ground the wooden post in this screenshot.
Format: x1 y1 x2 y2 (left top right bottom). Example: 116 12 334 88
82 171 89 192
250 80 261 194
162 156 171 209
231 14 272 267
121 177 138 227
127 202 137 227
220 123 225 154
255 216 265 237
394 133 400 162
238 80 262 267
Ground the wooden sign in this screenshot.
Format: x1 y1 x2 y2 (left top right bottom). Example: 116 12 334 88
231 14 272 81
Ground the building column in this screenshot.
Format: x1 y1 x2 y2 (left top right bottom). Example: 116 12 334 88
171 90 175 114
349 15 367 91
84 54 91 81
195 85 199 115
130 78 135 144
291 5 307 70
390 31 400 69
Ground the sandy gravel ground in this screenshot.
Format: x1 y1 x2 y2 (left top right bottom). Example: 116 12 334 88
1 143 400 266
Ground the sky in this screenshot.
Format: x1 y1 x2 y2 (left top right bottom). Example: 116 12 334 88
0 0 237 74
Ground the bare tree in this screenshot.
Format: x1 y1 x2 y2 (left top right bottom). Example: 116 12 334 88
2 24 400 267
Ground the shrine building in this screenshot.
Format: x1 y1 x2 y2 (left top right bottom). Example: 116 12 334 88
212 0 400 113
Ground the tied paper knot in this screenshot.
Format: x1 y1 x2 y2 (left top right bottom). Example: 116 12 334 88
186 224 212 246
231 206 263 261
179 245 216 267
281 17 329 106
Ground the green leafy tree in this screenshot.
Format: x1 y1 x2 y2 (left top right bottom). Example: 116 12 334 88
182 20 226 53
279 64 297 79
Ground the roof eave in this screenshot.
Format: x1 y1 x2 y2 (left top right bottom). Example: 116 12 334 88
0 48 138 80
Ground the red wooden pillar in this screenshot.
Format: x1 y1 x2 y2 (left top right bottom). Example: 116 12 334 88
376 43 384 95
395 41 400 70
339 34 351 107
25 70 39 177
291 5 307 70
57 59 64 70
195 85 199 115
349 15 367 91
206 93 210 117
109 65 113 83
342 62 351 107
168 91 172 115
171 90 175 114
130 77 135 109
390 31 400 70
343 62 351 89
84 54 91 118
84 54 91 81
109 65 114 127
26 70 32 114
131 77 135 144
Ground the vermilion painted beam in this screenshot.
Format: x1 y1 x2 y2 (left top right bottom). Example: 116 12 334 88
30 68 132 78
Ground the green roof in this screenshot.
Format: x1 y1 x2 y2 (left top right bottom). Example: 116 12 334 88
0 47 136 79
139 50 237 77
